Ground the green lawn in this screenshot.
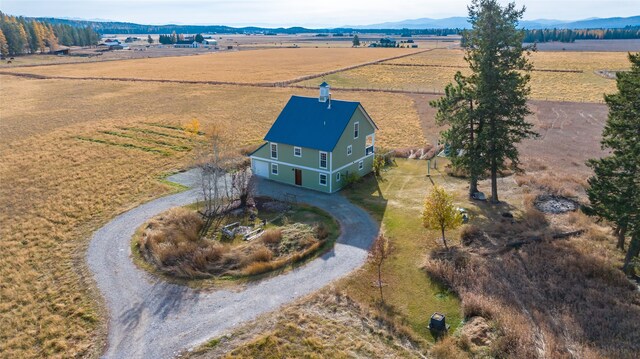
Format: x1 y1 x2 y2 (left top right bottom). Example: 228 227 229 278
340 158 464 341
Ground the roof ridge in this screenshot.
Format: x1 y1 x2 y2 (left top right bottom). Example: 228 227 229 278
291 94 360 104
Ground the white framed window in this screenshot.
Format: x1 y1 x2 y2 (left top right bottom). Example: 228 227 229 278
354 122 359 139
319 173 327 186
294 146 302 157
347 145 352 156
358 161 364 170
270 143 278 159
319 151 328 169
336 172 341 182
271 163 278 175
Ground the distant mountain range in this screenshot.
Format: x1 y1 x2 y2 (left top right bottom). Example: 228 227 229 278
29 15 640 35
348 16 640 30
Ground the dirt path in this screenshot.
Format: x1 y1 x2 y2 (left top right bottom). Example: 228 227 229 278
86 172 379 358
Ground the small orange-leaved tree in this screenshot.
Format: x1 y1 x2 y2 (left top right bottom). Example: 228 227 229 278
422 185 463 249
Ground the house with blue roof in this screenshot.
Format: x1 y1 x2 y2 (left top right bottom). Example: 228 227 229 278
249 83 378 193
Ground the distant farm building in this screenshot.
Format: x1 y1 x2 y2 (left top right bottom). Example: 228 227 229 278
369 38 397 47
174 40 201 48
52 47 70 55
99 39 129 50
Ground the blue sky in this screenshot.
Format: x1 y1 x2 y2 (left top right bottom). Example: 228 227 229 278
2 0 637 27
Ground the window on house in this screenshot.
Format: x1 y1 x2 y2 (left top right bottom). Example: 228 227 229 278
319 173 327 186
365 134 374 155
336 172 341 182
294 147 302 157
270 143 278 159
271 163 278 175
347 145 352 156
319 151 327 169
358 161 364 170
354 122 359 139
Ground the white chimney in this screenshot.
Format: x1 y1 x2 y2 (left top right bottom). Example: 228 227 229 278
319 82 330 102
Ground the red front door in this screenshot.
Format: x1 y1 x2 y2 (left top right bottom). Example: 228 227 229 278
295 169 302 186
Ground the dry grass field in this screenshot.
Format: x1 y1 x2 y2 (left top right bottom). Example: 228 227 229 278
0 74 423 358
188 290 425 358
2 44 636 358
2 47 420 83
298 49 630 102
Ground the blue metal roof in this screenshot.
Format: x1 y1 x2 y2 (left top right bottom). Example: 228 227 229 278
264 95 361 152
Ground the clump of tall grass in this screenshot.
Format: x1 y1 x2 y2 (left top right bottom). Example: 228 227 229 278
136 208 328 279
422 213 640 358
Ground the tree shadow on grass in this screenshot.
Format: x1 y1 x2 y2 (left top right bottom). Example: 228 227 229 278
119 280 201 331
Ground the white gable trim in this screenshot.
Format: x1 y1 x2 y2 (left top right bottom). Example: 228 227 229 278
357 104 379 130
250 155 330 175
331 152 374 173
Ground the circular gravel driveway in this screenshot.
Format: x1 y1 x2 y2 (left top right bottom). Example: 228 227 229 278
86 171 379 358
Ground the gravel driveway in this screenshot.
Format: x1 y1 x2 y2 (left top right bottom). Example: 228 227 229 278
86 170 379 358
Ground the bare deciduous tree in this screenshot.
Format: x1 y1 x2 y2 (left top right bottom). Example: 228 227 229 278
231 161 254 209
370 233 390 303
198 125 233 238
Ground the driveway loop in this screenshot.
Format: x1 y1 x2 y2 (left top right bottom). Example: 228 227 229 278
87 169 379 358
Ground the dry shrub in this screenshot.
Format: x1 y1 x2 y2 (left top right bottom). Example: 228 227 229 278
242 261 279 276
459 225 484 246
261 228 283 245
430 336 469 359
315 222 329 240
250 245 273 263
522 207 548 230
444 164 468 178
515 172 586 198
138 207 203 267
460 293 498 320
138 208 328 279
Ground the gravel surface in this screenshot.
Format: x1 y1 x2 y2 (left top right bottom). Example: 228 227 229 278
86 170 378 358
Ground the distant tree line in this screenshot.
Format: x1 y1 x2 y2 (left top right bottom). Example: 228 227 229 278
8 15 639 46
523 27 640 43
158 32 183 44
0 12 99 56
158 32 206 44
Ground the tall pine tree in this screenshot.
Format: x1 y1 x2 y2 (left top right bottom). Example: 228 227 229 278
587 53 640 276
431 71 486 197
465 0 537 203
432 0 537 202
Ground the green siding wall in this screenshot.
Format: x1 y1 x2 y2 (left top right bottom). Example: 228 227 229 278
268 162 330 192
332 106 376 171
251 142 332 193
331 153 374 192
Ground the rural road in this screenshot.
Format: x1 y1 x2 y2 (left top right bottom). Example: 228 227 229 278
86 170 379 358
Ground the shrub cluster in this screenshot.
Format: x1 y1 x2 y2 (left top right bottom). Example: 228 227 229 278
423 218 640 358
136 208 328 279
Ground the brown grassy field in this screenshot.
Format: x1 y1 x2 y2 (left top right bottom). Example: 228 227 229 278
0 74 423 358
298 49 630 102
188 290 425 358
2 44 636 358
2 47 420 83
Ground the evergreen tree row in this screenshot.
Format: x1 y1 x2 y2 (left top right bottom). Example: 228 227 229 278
158 32 185 45
0 11 100 56
523 27 640 43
